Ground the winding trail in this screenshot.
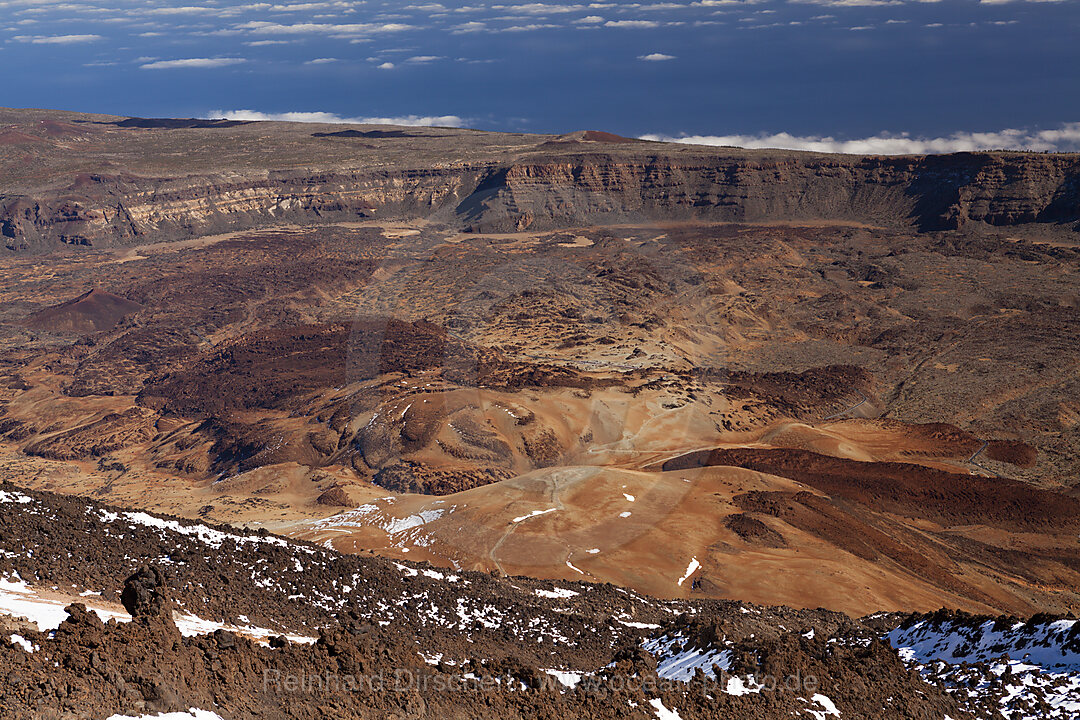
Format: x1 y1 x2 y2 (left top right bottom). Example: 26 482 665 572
822 389 872 421
966 440 1005 479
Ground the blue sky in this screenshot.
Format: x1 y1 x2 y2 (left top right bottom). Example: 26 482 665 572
3 0 1080 152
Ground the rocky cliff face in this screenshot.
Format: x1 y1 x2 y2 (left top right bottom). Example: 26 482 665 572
461 152 1080 233
2 149 1078 251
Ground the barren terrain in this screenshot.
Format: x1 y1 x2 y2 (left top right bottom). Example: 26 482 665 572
2 108 1079 622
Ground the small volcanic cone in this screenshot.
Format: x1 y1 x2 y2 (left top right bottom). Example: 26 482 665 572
23 287 143 334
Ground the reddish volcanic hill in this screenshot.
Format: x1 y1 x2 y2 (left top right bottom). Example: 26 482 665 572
23 288 143 334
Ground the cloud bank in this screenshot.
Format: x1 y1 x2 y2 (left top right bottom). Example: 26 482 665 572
141 57 248 70
208 109 465 127
13 34 102 44
639 123 1080 154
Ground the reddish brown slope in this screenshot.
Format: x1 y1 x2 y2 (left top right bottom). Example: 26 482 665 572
22 288 142 334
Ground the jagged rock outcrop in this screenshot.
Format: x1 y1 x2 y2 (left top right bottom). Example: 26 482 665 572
120 565 174 622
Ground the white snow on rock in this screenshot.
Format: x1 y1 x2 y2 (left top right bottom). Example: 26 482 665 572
544 669 584 688
105 710 225 720
643 633 732 681
888 617 1080 671
535 587 580 600
305 502 450 549
1 576 314 646
649 697 682 720
802 693 841 719
512 508 557 523
10 633 34 652
173 612 316 646
623 493 636 502
888 616 1080 720
119 512 290 550
0 490 32 504
0 576 129 630
677 558 700 586
383 509 445 534
725 675 764 696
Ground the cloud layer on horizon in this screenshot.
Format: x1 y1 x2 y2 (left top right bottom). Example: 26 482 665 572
208 109 465 127
640 123 1080 154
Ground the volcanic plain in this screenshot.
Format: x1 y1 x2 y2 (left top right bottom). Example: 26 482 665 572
2 108 1080 619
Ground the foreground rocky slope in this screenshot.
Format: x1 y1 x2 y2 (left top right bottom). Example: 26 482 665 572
5 483 1078 719
2 108 1079 252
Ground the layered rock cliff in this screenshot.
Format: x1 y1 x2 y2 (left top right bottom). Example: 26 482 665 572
2 125 1079 251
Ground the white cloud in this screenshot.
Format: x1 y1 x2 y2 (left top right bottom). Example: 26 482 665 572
13 33 102 43
605 19 661 27
500 23 557 30
237 21 414 36
451 20 487 32
490 3 586 13
574 14 605 23
789 0 902 6
638 2 694 9
638 52 676 60
377 61 395 68
639 123 1080 154
208 109 465 127
304 57 339 64
140 57 248 70
145 5 225 15
406 55 441 62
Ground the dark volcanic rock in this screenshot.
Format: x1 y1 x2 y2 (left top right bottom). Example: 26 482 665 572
120 565 173 621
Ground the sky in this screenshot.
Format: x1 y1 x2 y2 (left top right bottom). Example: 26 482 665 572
2 0 1080 153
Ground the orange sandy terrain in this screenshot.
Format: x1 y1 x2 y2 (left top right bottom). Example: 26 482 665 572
2 218 1077 618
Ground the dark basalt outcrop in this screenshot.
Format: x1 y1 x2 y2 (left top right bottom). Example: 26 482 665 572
120 566 174 621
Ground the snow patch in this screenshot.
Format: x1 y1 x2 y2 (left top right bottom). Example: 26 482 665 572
0 577 129 630
677 557 700 586
0 490 32 504
649 697 682 720
544 669 584 688
512 508 557 523
10 633 34 652
105 710 226 720
535 587 580 600
644 633 731 681
803 693 841 719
